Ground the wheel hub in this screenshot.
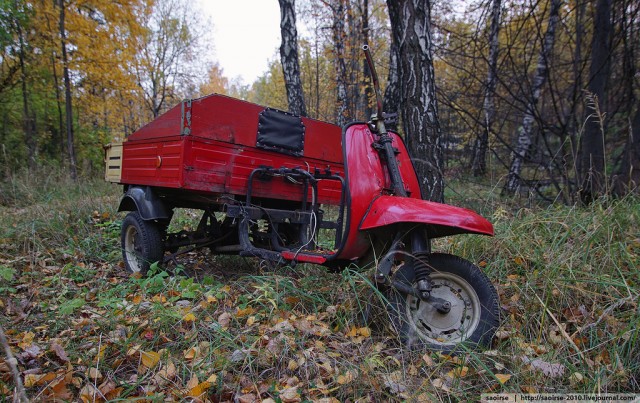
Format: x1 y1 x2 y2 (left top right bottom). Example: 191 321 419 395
406 272 481 345
124 226 142 273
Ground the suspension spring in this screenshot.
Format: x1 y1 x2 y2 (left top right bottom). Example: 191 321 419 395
413 252 433 300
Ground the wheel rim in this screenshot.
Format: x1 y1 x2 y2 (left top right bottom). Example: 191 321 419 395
405 271 481 346
124 225 143 273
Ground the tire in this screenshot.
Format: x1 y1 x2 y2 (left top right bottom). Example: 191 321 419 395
121 212 164 275
385 253 500 353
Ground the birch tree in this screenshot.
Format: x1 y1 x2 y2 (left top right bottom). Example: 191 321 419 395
387 0 444 202
328 0 350 126
278 0 307 116
470 0 502 177
503 0 561 195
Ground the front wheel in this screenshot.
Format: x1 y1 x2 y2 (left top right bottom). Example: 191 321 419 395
385 253 500 352
121 212 164 275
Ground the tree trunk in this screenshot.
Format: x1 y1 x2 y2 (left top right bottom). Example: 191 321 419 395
383 40 400 132
278 0 307 117
503 0 561 195
59 0 77 180
331 0 350 126
387 0 444 202
612 0 638 197
471 0 502 177
579 0 612 203
15 11 36 170
360 0 372 120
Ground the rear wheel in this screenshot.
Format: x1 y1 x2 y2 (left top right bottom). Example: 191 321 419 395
121 212 164 275
385 253 500 352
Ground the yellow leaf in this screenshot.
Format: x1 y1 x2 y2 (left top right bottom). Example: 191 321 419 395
184 346 199 360
447 366 469 378
183 312 197 322
189 381 212 397
18 331 35 350
206 295 218 303
206 373 218 383
357 327 371 337
495 373 512 384
236 307 255 317
346 327 358 337
140 351 160 368
337 370 355 385
246 316 256 326
24 374 41 388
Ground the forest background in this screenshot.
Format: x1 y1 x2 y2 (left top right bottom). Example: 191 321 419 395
1 0 638 203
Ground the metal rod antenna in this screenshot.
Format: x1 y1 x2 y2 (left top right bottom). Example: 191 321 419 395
361 45 407 197
362 45 384 120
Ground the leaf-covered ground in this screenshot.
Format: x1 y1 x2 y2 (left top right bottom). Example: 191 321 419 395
0 175 639 401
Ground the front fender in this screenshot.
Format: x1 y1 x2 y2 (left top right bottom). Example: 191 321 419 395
360 196 494 238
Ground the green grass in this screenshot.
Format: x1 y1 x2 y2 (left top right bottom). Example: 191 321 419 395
0 170 638 401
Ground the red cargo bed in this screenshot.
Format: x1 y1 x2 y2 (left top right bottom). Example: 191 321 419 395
114 94 345 204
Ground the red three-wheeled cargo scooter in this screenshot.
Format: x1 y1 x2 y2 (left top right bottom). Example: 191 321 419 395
105 48 500 351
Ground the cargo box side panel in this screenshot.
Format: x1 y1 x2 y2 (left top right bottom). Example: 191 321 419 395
188 94 344 165
121 137 185 188
301 118 343 164
190 94 263 147
182 138 232 194
184 137 344 205
127 104 183 141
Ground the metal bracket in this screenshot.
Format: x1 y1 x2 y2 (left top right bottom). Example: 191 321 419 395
181 99 192 135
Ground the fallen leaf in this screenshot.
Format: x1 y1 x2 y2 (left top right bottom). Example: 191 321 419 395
383 371 407 395
431 378 450 392
337 370 355 385
422 354 435 367
188 380 212 398
357 327 371 337
184 346 199 360
279 386 301 403
87 367 102 381
51 342 69 362
236 393 257 403
495 373 512 384
154 359 177 386
186 373 199 390
18 331 35 350
140 350 160 368
79 383 99 403
287 359 299 371
236 306 255 317
182 312 196 322
447 366 469 378
520 356 565 378
570 372 584 385
218 312 231 328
